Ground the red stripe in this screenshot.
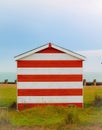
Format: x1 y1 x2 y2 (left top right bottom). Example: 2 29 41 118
36 47 64 53
17 75 82 82
18 89 82 96
17 60 82 68
18 103 83 110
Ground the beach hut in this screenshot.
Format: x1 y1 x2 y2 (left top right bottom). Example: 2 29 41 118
14 43 85 110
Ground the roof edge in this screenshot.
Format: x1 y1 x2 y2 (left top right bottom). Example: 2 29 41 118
14 44 49 60
51 44 86 60
14 43 86 61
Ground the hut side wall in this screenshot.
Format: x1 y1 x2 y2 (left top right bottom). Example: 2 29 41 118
17 50 83 110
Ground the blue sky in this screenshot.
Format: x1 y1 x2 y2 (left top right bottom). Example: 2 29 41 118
0 0 102 72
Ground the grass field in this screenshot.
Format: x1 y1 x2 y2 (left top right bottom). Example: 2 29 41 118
0 84 102 130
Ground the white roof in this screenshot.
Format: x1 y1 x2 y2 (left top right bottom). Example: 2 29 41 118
14 43 86 61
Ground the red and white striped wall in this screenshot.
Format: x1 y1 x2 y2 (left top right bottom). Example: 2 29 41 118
15 43 85 110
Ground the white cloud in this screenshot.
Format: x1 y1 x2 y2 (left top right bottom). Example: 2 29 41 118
77 50 102 72
0 0 102 30
0 0 102 15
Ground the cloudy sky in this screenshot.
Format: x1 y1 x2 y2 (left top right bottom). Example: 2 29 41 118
0 0 102 72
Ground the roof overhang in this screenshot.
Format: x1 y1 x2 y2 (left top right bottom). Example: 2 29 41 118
14 43 86 61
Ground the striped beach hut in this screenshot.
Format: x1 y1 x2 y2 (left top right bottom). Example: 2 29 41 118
14 43 85 110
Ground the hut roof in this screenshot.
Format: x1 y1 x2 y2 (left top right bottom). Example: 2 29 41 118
14 43 85 61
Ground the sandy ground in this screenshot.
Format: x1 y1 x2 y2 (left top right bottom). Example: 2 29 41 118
0 84 16 87
0 124 102 130
0 125 46 130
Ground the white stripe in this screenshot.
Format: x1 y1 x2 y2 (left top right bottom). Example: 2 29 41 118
17 82 83 89
17 68 82 75
20 54 79 60
18 96 83 103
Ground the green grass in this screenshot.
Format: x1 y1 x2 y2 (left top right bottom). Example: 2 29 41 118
84 86 102 106
0 85 102 130
0 85 16 107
